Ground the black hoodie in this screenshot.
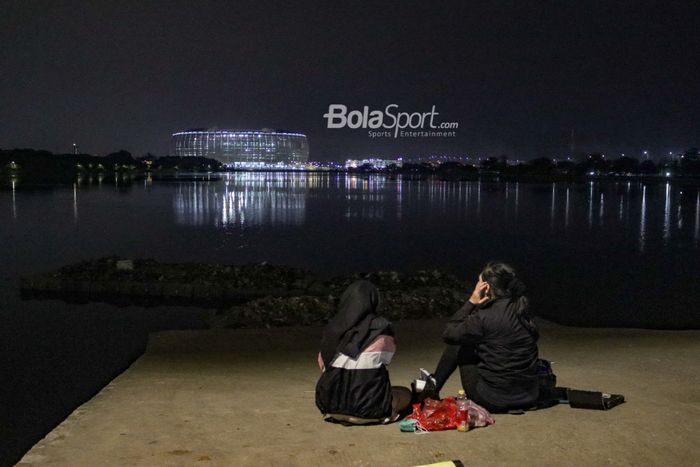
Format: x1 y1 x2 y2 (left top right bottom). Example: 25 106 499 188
315 280 395 419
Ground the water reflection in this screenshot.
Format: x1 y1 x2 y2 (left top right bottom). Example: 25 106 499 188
550 183 556 230
11 178 17 220
174 173 308 227
695 192 700 245
166 174 700 254
618 193 624 222
73 183 78 222
4 174 700 263
344 175 387 219
663 183 671 244
565 187 570 229
640 185 647 253
476 180 482 222
396 178 402 221
588 182 594 229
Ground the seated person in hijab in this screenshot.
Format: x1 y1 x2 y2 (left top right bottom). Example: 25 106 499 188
418 262 540 413
315 280 412 424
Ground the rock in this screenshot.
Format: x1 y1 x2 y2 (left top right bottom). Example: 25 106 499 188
116 259 134 271
210 295 334 328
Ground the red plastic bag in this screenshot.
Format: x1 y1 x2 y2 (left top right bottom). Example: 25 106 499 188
407 397 463 431
406 397 496 431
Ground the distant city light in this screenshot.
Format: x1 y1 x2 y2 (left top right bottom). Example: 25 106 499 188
345 158 403 169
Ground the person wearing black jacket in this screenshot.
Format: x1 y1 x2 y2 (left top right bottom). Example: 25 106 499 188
429 262 540 413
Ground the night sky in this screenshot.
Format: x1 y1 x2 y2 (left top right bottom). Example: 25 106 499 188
1 1 698 161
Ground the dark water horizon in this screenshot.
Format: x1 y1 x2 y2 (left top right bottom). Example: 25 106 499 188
1 173 699 464
2 172 699 325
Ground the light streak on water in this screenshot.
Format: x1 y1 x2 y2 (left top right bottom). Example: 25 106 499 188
176 172 307 226
588 182 594 229
396 178 402 221
695 192 700 246
619 193 624 222
564 187 570 229
73 183 78 222
476 180 482 222
11 179 17 220
663 183 671 244
550 183 556 230
639 185 647 253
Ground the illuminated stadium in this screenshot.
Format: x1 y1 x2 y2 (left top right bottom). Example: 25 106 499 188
171 129 309 168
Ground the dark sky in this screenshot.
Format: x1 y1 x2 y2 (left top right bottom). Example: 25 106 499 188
1 0 698 161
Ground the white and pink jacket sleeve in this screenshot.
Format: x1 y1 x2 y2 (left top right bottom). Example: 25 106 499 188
318 335 396 371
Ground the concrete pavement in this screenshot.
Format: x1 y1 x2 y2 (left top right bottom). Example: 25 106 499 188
18 320 700 466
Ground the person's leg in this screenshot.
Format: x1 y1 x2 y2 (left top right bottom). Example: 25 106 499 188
433 344 478 392
457 363 509 413
390 386 412 420
457 359 480 398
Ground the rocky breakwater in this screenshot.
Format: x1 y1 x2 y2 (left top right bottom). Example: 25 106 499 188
209 269 469 328
20 257 319 305
20 258 470 328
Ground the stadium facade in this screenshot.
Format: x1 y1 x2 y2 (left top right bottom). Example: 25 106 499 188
171 129 309 168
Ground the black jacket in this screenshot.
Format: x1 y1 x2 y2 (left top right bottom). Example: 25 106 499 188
442 297 539 408
315 322 395 420
315 281 395 420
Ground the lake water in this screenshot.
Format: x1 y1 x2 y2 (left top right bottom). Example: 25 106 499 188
2 172 699 326
1 172 699 463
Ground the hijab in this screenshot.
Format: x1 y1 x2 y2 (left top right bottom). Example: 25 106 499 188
319 280 392 368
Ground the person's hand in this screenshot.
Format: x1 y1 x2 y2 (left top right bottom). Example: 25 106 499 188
469 278 492 306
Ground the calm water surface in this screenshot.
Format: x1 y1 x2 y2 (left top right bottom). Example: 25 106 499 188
2 172 699 326
1 172 699 464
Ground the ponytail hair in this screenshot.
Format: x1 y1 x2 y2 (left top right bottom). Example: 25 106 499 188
481 261 538 338
480 261 525 299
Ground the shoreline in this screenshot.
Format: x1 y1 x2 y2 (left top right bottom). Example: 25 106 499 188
3 166 700 189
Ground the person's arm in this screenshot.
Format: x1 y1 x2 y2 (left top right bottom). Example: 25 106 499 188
442 305 484 345
369 335 396 365
442 278 491 345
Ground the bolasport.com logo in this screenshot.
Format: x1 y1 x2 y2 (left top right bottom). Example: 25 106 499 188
323 104 458 138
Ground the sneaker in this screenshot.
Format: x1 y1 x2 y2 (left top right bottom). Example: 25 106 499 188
411 368 439 402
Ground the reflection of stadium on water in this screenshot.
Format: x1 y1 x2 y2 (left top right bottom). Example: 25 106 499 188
174 173 310 227
170 173 700 255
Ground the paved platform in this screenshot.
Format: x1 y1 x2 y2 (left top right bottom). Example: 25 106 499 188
19 320 700 466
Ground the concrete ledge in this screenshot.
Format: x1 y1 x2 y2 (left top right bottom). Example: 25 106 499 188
19 320 700 466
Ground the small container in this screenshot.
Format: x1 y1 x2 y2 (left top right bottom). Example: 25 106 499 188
400 418 417 432
455 389 469 432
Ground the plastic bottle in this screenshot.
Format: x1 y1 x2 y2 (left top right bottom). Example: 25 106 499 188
456 389 469 432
